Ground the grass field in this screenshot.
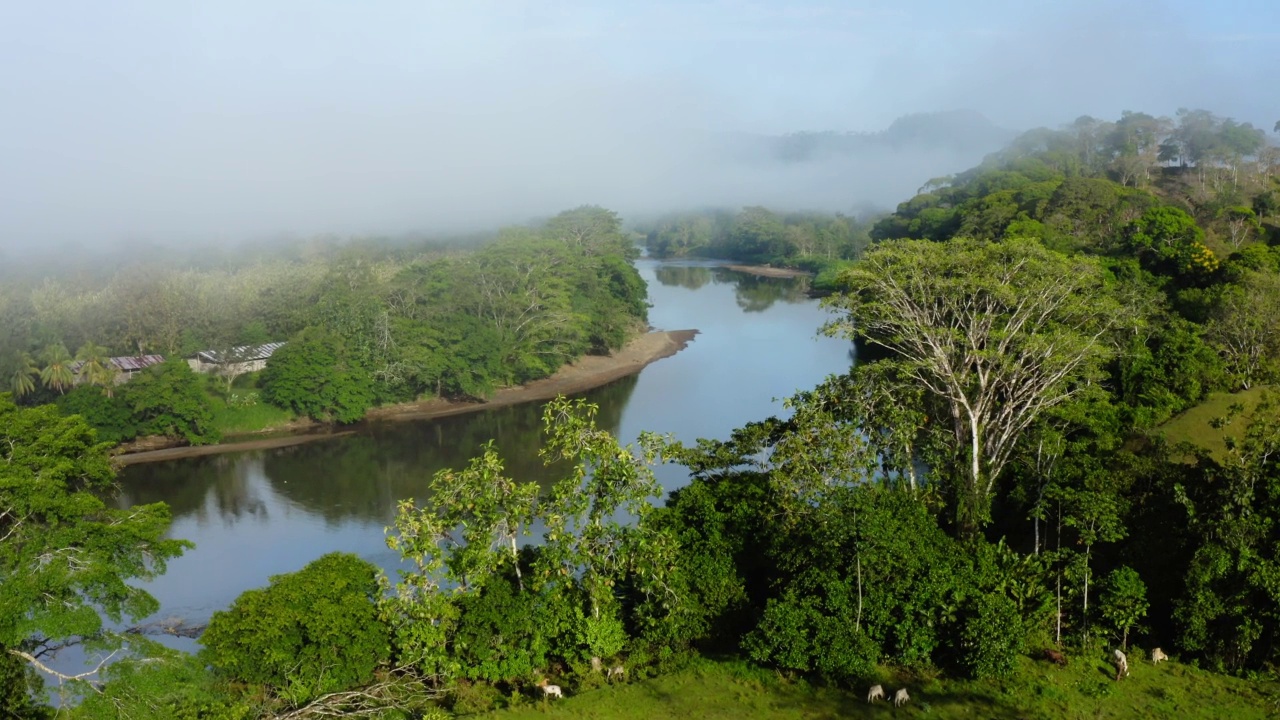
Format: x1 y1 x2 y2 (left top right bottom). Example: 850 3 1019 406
1156 386 1270 461
208 390 296 434
480 654 1279 720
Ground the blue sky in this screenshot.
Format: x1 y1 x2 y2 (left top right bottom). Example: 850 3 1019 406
0 1 1276 244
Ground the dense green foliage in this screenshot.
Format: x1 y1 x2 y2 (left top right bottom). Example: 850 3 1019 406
638 207 872 268
13 107 1280 716
0 395 189 708
260 327 376 423
3 205 650 440
380 398 676 693
53 359 220 445
201 552 390 703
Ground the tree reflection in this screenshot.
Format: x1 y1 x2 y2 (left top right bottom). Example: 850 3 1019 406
250 374 639 526
117 453 267 525
727 272 811 313
653 264 713 290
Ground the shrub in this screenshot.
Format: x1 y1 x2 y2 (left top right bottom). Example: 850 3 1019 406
120 359 220 445
958 592 1025 679
200 552 389 702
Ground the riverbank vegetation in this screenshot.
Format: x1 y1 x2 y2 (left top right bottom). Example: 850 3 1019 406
7 107 1280 717
636 207 873 287
0 206 650 446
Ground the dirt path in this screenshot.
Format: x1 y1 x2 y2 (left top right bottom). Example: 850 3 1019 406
725 264 813 278
114 329 698 466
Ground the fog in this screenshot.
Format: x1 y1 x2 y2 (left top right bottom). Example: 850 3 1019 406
0 0 1275 250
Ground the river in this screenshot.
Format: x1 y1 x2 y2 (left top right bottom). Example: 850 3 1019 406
115 259 853 632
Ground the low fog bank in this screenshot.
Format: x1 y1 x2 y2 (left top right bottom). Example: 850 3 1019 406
1 1 1273 260
1 108 1012 258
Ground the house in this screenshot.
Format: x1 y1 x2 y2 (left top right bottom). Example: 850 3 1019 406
69 354 167 385
187 342 286 379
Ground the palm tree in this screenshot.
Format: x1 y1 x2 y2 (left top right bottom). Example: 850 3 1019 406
74 342 118 396
8 352 39 398
39 343 75 394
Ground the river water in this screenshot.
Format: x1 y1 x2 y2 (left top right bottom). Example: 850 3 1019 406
116 260 853 629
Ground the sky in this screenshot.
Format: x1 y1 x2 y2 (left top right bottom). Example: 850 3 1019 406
0 0 1276 248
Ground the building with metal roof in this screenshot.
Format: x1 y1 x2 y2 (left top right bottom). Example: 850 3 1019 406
188 342 286 379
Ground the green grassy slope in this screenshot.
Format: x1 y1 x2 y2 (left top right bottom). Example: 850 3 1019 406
1155 387 1270 461
482 655 1279 720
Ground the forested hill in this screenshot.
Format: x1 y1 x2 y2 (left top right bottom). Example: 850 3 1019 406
865 108 1280 426
872 109 1277 253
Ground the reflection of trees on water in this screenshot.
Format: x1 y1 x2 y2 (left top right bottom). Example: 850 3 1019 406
118 364 642 528
653 263 811 314
726 273 811 313
118 453 268 524
266 375 637 524
653 265 713 290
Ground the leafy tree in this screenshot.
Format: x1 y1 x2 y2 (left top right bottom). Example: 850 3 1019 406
56 385 139 444
536 396 677 648
73 342 117 395
71 646 253 720
390 441 539 595
1100 566 1149 650
38 342 75 394
544 205 634 258
120 359 219 445
261 326 375 423
8 351 38 399
0 395 189 701
1219 206 1262 250
1124 206 1219 279
823 237 1118 530
1054 472 1128 649
1206 270 1280 389
201 552 390 704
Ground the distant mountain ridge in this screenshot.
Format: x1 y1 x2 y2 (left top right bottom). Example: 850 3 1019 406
746 110 1020 164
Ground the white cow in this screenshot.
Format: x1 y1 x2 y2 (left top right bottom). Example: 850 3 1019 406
537 680 563 699
608 665 626 681
866 684 885 703
1113 649 1130 680
894 688 911 707
1151 647 1168 664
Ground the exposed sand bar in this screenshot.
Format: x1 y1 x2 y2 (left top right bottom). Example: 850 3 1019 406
114 329 698 466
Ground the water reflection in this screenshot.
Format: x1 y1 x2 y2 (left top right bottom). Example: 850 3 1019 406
652 263 811 313
121 375 638 527
731 273 811 313
653 264 712 290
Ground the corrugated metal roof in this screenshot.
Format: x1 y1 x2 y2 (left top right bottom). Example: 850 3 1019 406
195 341 286 364
111 355 166 372
70 355 166 374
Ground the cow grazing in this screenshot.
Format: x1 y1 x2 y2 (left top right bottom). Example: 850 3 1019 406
1042 648 1068 667
1113 649 1129 681
1151 647 1168 664
866 684 884 703
894 688 911 707
608 665 626 681
591 656 603 673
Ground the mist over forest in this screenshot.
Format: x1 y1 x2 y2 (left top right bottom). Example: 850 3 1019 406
1 1 1276 260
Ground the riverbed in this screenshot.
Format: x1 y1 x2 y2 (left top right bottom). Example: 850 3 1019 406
115 260 853 631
